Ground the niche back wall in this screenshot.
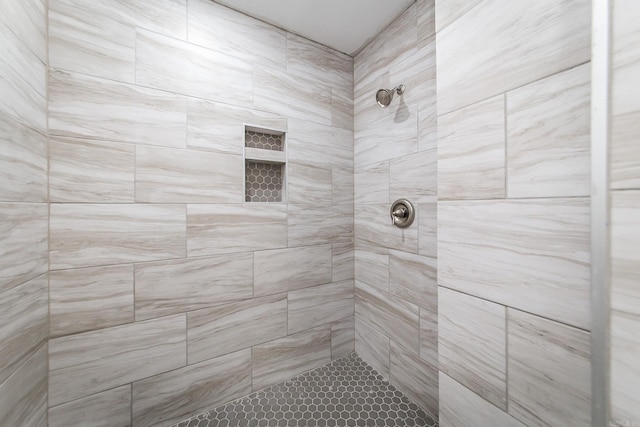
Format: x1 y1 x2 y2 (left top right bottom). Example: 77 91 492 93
46 0 354 425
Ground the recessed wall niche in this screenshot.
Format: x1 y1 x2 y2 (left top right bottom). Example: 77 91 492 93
244 126 286 203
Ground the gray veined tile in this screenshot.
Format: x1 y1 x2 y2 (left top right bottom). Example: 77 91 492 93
133 349 252 427
50 203 186 270
418 202 437 258
287 120 353 169
115 0 187 40
135 253 254 321
187 204 287 256
0 344 47 427
434 0 482 33
354 245 389 292
332 242 354 282
611 110 640 190
135 145 244 203
332 87 355 131
48 385 131 427
0 203 48 293
437 0 591 114
288 162 332 206
252 325 332 391
0 20 46 133
132 349 251 426
354 317 390 380
417 0 436 50
354 204 418 253
49 68 187 148
438 287 507 410
0 275 47 385
254 245 332 297
437 95 505 200
49 136 135 203
188 0 286 71
49 315 186 406
355 281 420 354
354 112 418 168
439 372 526 427
187 98 287 155
331 316 355 360
389 250 436 311
254 67 332 126
507 309 591 427
288 280 354 334
390 341 438 418
187 295 287 365
507 63 591 198
49 0 136 83
438 198 590 329
287 204 353 247
0 0 46 61
332 165 354 206
611 191 640 316
610 310 640 422
0 114 47 202
420 305 438 368
136 29 253 106
355 161 390 205
50 265 134 337
390 150 437 203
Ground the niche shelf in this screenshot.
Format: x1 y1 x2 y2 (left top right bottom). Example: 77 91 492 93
244 126 286 203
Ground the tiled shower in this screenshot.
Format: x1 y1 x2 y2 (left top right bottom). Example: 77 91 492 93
1 0 639 426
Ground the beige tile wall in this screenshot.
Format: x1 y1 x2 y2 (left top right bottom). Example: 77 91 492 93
434 0 592 426
0 0 48 425
353 0 439 419
45 0 354 424
610 0 640 423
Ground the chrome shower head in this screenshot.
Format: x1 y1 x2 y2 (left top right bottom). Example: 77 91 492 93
376 84 405 108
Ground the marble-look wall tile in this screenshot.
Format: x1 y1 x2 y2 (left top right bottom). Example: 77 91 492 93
0 0 46 61
418 202 437 258
354 204 418 253
332 243 354 282
288 280 354 334
49 136 135 202
287 33 352 91
187 98 286 155
355 281 420 353
507 309 591 427
254 67 332 126
187 0 286 71
331 317 355 360
0 344 47 427
390 150 437 203
438 287 507 409
331 88 354 131
507 64 591 198
287 204 353 247
287 119 353 162
420 307 438 367
187 295 287 365
252 325 332 391
390 342 438 417
254 245 332 297
48 0 135 83
50 203 186 270
610 310 640 422
332 165 354 205
439 373 526 427
0 115 47 202
48 385 131 427
288 162 332 205
49 315 186 406
135 145 243 203
437 95 505 200
434 0 482 33
133 349 252 427
136 29 253 106
611 112 640 190
438 198 590 329
389 250 436 310
135 253 253 321
417 0 436 47
0 203 48 292
50 265 133 337
354 318 390 379
354 161 389 205
354 245 389 291
417 45 438 152
354 115 418 168
437 0 591 114
187 204 287 256
49 69 187 148
0 275 47 385
0 21 46 133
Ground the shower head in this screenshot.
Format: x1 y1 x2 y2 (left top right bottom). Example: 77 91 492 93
376 84 405 108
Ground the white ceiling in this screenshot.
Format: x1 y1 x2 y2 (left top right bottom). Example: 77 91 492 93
212 0 416 56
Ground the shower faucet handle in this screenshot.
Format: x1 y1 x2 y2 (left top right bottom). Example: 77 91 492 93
390 199 415 228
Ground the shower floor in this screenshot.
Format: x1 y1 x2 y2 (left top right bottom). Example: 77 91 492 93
173 353 437 427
